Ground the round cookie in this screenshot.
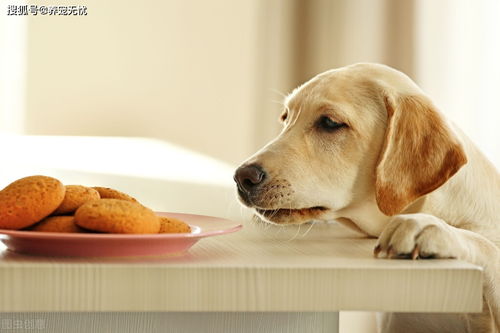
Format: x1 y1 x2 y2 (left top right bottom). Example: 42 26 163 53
31 216 85 233
92 187 138 203
158 216 191 233
74 199 160 234
53 185 101 215
0 175 66 230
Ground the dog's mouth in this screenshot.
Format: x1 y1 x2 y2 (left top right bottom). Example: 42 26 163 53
255 206 327 221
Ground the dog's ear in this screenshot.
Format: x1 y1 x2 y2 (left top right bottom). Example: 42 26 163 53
375 94 467 216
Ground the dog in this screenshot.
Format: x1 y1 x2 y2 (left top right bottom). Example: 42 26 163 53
234 63 500 332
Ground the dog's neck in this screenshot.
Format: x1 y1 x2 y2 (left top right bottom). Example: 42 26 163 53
335 199 390 237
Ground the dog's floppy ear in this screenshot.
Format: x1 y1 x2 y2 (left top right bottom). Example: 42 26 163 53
375 94 467 216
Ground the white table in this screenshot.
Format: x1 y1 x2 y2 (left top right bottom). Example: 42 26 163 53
0 222 482 332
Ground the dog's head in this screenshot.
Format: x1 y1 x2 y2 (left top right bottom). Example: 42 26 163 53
234 63 467 230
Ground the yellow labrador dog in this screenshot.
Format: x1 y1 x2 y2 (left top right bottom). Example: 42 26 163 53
234 63 499 332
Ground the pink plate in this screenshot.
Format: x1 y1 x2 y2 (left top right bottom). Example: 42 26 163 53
0 212 242 257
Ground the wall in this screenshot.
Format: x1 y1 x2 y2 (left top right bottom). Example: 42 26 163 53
4 0 499 167
415 0 500 166
24 0 264 165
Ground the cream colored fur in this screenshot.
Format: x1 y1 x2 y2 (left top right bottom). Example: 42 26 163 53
236 63 500 332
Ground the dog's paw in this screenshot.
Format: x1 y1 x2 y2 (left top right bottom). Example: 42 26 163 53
374 213 466 260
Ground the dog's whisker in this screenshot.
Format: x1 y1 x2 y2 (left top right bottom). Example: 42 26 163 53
270 209 280 220
270 99 285 106
300 221 316 238
284 223 302 242
289 105 303 128
269 88 287 100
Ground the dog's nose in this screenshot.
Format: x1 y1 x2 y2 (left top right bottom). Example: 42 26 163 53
234 164 266 193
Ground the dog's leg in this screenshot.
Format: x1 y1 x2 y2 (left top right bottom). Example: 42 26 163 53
374 213 500 332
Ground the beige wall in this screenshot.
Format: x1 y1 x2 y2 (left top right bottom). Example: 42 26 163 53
5 0 498 167
20 0 416 166
25 0 264 165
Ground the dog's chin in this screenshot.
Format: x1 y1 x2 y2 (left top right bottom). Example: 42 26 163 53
254 206 328 225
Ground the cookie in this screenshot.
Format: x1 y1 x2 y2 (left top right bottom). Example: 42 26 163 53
53 185 101 215
31 216 85 233
74 199 160 234
158 216 191 233
92 187 138 203
0 175 66 230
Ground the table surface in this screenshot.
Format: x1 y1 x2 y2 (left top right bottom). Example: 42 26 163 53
0 221 482 313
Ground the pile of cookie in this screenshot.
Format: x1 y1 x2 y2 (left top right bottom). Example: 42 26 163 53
0 175 190 234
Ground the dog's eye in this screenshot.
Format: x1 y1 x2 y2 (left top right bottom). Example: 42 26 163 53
316 116 346 132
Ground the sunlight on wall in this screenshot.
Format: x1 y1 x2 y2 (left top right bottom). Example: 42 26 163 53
0 0 26 134
476 1 500 167
415 0 500 167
